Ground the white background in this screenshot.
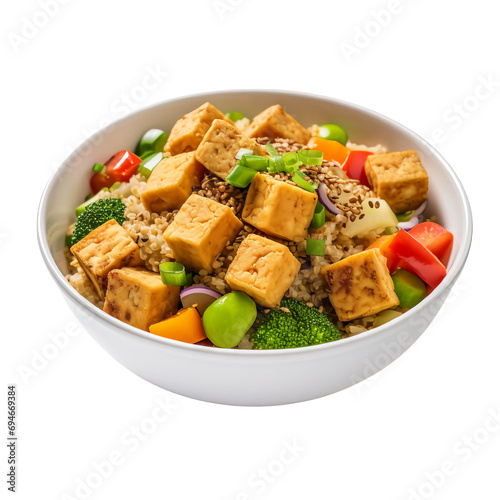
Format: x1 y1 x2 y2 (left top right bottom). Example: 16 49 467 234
1 1 499 499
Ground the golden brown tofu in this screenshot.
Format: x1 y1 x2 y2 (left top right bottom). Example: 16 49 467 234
103 267 180 331
70 220 141 300
164 102 233 156
242 174 317 242
321 248 400 322
225 234 300 308
365 150 428 213
163 194 243 272
243 105 311 144
195 119 265 180
140 152 205 213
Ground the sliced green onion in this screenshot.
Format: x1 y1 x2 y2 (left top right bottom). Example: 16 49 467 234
225 162 258 188
92 163 105 172
135 129 169 157
240 155 269 171
396 210 413 222
109 181 121 192
282 152 302 173
265 142 279 156
269 155 285 173
298 149 323 166
291 171 316 193
225 111 247 122
137 152 163 179
159 262 192 286
310 202 326 229
306 238 326 256
76 192 102 216
235 148 253 160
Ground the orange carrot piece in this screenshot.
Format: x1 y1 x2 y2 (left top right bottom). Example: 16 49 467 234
307 136 350 165
149 307 207 344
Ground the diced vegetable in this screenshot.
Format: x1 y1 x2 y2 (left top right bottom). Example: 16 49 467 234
306 238 326 256
202 292 257 348
292 170 316 193
225 111 247 122
310 202 326 229
341 198 398 238
239 155 269 171
159 262 193 287
342 150 373 186
391 268 427 308
388 229 447 289
317 123 349 145
180 286 222 316
89 150 142 194
149 307 207 344
225 162 258 188
307 136 350 165
135 129 169 157
298 149 323 166
137 152 163 179
366 234 397 270
409 222 454 266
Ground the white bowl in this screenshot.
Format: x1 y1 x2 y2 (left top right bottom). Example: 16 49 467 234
37 90 472 406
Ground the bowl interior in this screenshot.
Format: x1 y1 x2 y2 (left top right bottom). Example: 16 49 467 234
40 89 471 324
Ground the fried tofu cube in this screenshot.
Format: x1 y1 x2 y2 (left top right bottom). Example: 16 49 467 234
365 150 428 213
225 234 300 308
195 119 265 180
243 105 311 144
70 220 142 300
321 248 400 322
140 152 205 213
164 102 233 156
242 174 317 242
103 267 180 331
163 194 243 272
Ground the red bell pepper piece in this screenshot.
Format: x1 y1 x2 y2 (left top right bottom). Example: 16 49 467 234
89 150 142 194
342 150 373 186
409 222 454 267
388 229 447 289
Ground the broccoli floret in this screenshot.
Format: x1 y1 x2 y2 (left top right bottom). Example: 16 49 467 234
70 198 126 246
250 297 341 349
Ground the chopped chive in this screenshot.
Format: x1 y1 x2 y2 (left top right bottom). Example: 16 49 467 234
92 163 105 172
159 262 192 286
310 202 326 229
291 171 316 193
306 238 326 256
225 162 258 188
298 149 323 166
